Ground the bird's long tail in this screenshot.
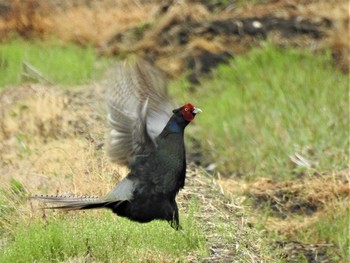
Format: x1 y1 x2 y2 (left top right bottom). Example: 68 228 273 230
30 194 114 211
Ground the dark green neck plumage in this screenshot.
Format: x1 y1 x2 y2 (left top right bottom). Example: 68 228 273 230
165 114 189 134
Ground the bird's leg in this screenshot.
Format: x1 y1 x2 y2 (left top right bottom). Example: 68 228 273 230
169 219 182 230
169 205 182 230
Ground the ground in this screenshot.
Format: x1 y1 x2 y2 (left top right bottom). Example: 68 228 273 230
1 82 347 261
0 84 271 262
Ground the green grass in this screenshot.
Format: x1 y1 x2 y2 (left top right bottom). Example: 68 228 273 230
0 39 108 87
0 179 27 236
0 199 208 263
297 205 349 261
171 43 349 180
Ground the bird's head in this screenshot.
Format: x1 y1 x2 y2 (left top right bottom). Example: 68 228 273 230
165 103 201 133
173 103 202 122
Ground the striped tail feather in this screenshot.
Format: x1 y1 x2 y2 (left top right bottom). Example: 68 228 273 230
31 194 114 211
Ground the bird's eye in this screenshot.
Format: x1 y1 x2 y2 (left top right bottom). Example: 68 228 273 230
184 108 189 112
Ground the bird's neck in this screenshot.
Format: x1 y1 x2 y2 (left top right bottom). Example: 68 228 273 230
164 115 189 134
157 116 186 157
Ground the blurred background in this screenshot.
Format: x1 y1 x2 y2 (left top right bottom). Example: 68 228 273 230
0 0 349 262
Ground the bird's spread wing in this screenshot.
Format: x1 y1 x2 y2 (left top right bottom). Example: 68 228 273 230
106 60 174 166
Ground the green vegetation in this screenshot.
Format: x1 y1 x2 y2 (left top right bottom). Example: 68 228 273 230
0 199 207 263
297 205 349 261
171 43 349 180
0 179 26 236
0 39 108 87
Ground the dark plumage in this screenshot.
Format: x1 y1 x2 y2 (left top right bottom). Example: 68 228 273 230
32 60 201 229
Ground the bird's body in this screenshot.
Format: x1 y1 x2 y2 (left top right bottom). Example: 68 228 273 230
33 60 201 229
103 114 188 227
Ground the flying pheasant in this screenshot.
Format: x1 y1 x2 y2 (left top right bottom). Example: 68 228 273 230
33 60 201 229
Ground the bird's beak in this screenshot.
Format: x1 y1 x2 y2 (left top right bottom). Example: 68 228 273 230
193 107 202 115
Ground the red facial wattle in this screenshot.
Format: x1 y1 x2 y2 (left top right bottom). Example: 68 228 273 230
180 103 195 122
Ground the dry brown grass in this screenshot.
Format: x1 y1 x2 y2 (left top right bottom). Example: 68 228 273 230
218 169 349 237
0 84 127 197
0 83 127 235
0 0 348 74
48 3 155 46
0 0 52 39
1 0 156 45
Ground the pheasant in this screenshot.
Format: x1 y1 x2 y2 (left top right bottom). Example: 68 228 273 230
33 60 201 229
